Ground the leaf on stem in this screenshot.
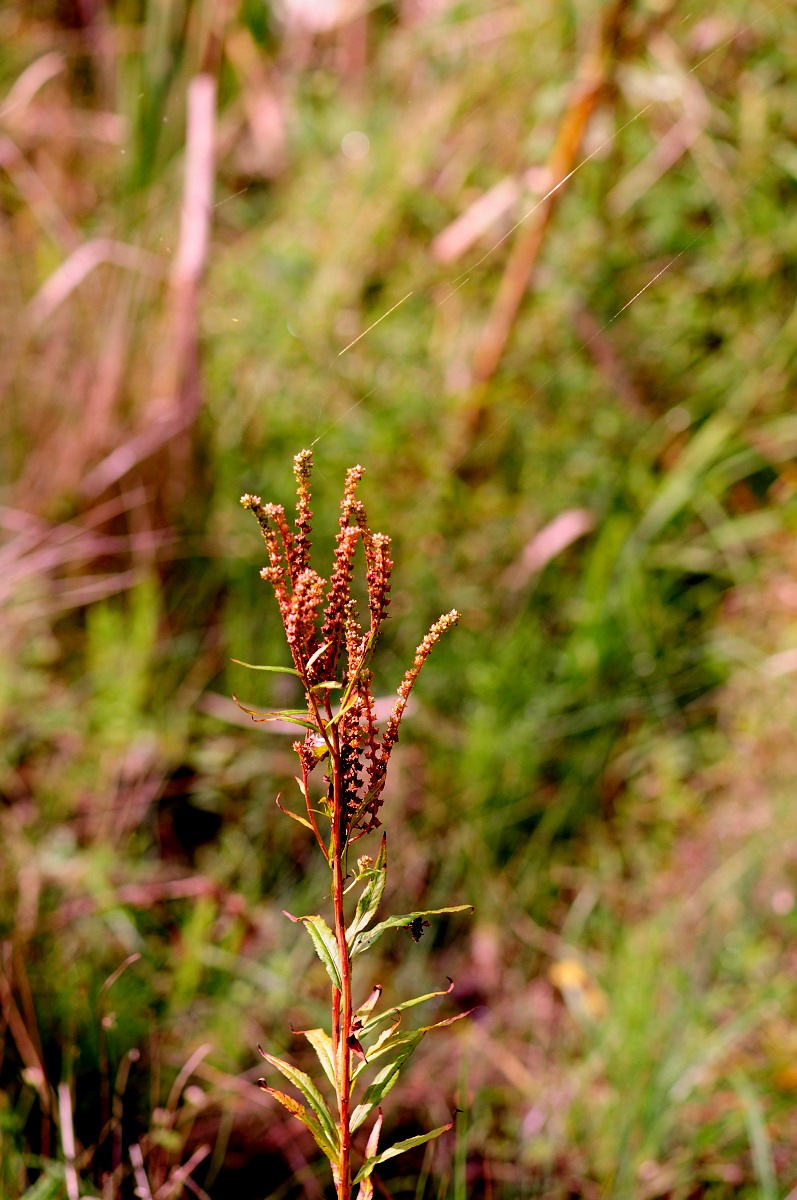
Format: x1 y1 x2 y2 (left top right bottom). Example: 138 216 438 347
346 835 387 947
355 1110 383 1200
257 1047 338 1149
352 1009 474 1084
347 1032 368 1063
350 1032 424 1131
350 905 474 958
257 1084 339 1163
355 984 383 1019
275 794 315 832
230 659 300 676
232 696 318 732
283 912 343 991
295 1027 336 1090
351 1121 454 1186
358 980 454 1036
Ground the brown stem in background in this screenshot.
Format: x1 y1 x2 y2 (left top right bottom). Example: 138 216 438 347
167 73 217 427
455 0 633 463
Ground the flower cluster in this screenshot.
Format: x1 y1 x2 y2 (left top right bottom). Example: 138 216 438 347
241 452 459 843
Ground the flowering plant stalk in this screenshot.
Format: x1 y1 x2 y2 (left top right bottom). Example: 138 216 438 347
238 452 470 1200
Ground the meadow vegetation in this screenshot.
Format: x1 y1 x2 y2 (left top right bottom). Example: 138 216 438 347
3 0 797 1196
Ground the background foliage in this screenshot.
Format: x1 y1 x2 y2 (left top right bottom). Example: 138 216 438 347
3 0 797 1196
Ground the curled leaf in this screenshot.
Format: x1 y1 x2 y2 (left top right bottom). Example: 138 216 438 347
275 794 315 831
356 984 383 1019
347 1033 367 1063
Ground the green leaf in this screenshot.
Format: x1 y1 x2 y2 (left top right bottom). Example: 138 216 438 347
299 1027 336 1090
353 1024 414 1083
233 696 318 732
347 835 387 947
284 912 342 991
259 1084 338 1163
360 980 454 1035
354 1008 473 1083
352 1122 453 1186
351 905 473 958
258 1047 338 1149
231 658 300 676
310 680 343 692
350 1033 423 1131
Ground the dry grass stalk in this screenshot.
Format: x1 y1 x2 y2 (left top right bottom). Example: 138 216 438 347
456 0 633 452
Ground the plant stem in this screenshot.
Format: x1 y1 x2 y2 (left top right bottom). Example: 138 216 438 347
331 734 352 1200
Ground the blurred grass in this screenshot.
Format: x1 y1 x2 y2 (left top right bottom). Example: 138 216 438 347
4 0 797 1196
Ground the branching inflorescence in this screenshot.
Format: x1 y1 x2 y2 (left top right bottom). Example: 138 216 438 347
238 452 470 1200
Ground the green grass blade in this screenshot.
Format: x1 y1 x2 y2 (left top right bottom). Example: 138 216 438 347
733 1074 777 1200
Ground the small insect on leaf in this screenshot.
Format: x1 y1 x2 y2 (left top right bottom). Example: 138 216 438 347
406 917 431 943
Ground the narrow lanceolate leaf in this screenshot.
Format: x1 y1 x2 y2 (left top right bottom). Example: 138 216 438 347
233 696 318 732
350 1032 423 1131
359 980 454 1036
258 1084 338 1163
347 835 387 947
298 1028 336 1090
350 905 474 958
355 1110 383 1200
230 659 300 676
257 1048 338 1149
352 1026 419 1084
283 913 342 991
353 1010 474 1083
352 1122 454 1186
275 794 315 832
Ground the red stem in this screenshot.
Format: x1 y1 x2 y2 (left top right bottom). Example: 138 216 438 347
330 724 352 1200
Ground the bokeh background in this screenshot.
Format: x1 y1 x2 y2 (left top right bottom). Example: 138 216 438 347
4 1 797 1196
